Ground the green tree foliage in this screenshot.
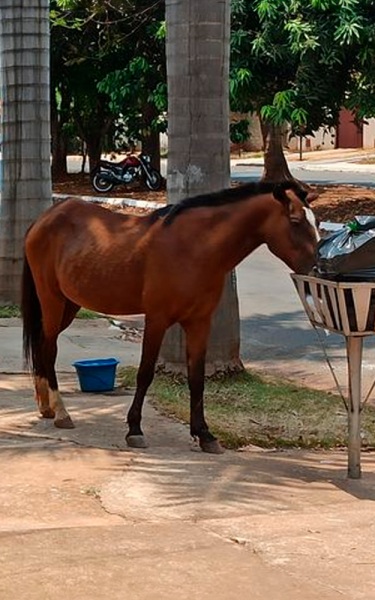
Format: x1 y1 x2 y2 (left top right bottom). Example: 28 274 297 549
51 0 165 172
97 25 167 140
51 1 375 179
230 0 375 178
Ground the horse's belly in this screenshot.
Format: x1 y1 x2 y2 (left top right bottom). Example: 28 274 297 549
61 266 145 315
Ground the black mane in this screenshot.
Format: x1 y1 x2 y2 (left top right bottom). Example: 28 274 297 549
148 180 308 225
148 204 174 223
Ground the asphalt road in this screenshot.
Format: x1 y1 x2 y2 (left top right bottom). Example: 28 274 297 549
66 153 375 188
235 247 347 391
231 156 375 187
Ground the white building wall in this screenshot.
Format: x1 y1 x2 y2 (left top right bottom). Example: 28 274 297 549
289 118 375 152
161 117 375 154
363 118 375 148
287 127 336 152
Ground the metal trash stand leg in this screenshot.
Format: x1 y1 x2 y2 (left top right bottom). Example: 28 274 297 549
346 336 363 479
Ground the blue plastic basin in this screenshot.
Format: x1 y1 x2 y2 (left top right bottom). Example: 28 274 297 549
72 357 120 392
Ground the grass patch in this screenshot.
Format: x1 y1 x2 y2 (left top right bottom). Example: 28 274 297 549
0 305 101 319
0 305 21 317
118 366 375 450
76 308 102 319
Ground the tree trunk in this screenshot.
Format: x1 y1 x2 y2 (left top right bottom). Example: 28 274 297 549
141 102 161 172
260 119 294 182
51 84 71 180
142 129 161 172
85 135 103 173
51 135 68 181
83 116 114 173
51 93 68 180
0 0 52 305
160 0 243 375
73 103 113 173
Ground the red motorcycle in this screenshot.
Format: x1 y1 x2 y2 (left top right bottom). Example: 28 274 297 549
91 153 162 193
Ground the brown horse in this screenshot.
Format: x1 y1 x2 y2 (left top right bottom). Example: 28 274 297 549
21 180 318 453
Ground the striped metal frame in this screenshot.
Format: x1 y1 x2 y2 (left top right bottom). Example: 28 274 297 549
291 274 375 337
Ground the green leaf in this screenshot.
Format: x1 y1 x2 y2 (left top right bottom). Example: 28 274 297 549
334 20 362 44
290 107 308 125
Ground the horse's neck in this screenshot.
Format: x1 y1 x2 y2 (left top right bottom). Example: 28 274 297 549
204 198 267 270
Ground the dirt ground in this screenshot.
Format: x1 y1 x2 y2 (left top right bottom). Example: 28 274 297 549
53 173 375 223
53 173 167 205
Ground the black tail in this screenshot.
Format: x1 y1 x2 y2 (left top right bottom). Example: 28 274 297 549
21 253 42 373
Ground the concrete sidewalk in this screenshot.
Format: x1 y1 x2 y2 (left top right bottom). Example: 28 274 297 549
1 318 375 599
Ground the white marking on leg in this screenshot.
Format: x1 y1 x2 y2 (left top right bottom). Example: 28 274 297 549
35 376 49 401
49 388 70 421
35 376 52 414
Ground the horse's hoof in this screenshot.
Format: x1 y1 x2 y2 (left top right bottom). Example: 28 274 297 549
54 416 75 429
40 409 55 419
126 435 148 449
200 439 225 454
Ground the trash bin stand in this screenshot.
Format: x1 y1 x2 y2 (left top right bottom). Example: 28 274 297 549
291 274 375 479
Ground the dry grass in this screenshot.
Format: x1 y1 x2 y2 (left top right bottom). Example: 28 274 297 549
119 367 375 450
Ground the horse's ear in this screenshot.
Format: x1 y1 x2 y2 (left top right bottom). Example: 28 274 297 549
273 184 319 206
305 191 319 204
273 184 301 207
273 184 308 221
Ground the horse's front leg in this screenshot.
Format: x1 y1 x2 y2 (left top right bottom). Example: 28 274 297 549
183 319 224 454
126 317 167 449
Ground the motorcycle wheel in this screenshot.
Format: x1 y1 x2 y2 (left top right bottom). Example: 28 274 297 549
92 172 115 193
145 169 162 191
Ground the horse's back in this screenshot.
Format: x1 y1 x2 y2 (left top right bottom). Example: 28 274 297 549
28 198 131 235
24 199 154 314
25 198 149 253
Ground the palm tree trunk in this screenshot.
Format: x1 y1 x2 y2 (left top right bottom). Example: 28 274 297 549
160 0 243 375
0 0 52 304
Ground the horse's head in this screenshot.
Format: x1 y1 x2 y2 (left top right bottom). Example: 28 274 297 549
266 182 319 274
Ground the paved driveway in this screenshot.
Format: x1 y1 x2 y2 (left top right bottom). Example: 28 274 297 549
1 350 375 600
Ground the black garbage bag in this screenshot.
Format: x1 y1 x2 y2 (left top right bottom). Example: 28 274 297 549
316 216 375 281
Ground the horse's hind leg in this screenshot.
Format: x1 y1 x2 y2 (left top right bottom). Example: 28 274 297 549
126 317 167 448
35 376 54 419
30 325 60 421
39 299 79 428
41 333 75 429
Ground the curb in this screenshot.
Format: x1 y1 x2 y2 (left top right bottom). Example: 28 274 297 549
53 193 164 210
108 315 145 329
